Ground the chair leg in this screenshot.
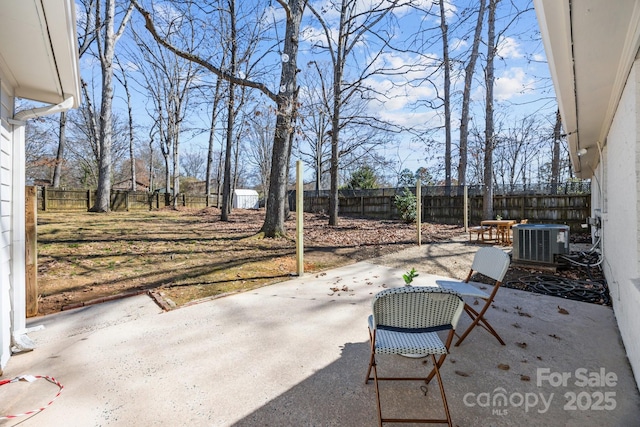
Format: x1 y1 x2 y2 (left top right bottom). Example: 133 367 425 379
455 303 505 346
431 354 453 427
365 329 376 384
372 359 383 427
426 330 454 384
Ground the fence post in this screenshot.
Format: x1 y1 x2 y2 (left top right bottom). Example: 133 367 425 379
464 185 468 232
87 189 92 210
416 180 422 246
25 186 38 317
125 191 130 211
43 186 48 211
296 161 304 276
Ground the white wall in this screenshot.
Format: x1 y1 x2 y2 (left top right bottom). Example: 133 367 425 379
601 59 640 385
0 78 14 370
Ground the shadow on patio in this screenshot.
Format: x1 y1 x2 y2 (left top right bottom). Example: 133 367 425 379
2 261 639 426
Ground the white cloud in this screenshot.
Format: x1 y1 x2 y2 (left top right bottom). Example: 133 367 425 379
494 67 536 101
533 53 546 62
497 36 522 59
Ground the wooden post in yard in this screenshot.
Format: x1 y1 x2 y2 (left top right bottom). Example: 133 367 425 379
296 160 304 276
25 186 38 317
416 179 422 246
464 185 469 232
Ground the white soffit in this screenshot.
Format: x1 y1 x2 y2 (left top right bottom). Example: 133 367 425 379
0 0 80 106
535 0 640 178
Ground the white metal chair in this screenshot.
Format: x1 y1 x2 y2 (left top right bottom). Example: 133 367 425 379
468 225 492 242
365 287 465 427
436 246 511 346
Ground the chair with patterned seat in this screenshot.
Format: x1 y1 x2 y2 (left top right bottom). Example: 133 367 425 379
365 286 465 427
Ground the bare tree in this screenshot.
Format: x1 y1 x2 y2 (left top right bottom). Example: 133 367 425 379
133 0 307 237
52 0 100 189
492 114 545 189
245 109 274 197
457 0 486 188
52 113 67 188
90 0 134 212
296 65 331 193
65 100 130 188
182 150 207 179
204 77 225 203
482 0 498 219
114 55 137 190
307 0 404 226
439 0 453 191
130 9 200 207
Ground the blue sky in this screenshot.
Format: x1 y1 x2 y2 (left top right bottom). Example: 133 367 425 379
79 0 556 185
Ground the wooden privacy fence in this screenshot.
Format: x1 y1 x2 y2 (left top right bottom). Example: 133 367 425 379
37 187 220 211
296 187 590 233
35 185 591 232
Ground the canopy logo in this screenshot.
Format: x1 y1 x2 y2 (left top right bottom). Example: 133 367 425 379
462 367 618 416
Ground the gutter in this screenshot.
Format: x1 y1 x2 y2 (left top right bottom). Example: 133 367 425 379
9 96 75 125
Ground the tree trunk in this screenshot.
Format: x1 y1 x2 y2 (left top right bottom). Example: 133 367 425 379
52 112 66 188
328 0 348 227
91 0 133 212
93 2 116 213
221 0 237 221
483 0 497 219
125 75 136 191
440 0 452 193
172 120 180 208
260 0 305 237
457 0 486 189
205 77 223 201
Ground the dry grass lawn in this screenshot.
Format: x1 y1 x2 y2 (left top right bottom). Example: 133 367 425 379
36 208 462 315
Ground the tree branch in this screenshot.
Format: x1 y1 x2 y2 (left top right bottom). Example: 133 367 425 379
131 0 277 102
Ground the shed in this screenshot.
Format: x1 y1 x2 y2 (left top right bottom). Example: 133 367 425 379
233 189 259 209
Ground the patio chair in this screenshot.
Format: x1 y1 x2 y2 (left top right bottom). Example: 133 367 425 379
365 287 465 427
468 225 492 242
436 246 511 346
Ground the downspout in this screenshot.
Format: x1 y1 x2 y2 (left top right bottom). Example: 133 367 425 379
11 96 75 124
7 96 75 354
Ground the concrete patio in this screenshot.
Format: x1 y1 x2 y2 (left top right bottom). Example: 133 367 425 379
1 256 639 426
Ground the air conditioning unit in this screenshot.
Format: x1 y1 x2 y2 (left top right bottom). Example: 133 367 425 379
512 224 570 264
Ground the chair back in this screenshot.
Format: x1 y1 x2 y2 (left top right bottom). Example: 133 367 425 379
372 287 465 331
471 247 511 282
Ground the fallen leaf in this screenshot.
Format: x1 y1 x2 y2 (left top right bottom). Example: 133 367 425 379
455 371 470 377
521 375 531 381
498 363 510 371
558 306 569 315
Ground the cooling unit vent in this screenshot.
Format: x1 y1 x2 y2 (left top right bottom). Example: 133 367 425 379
512 224 570 264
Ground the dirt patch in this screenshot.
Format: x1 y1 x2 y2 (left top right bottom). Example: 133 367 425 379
36 208 462 316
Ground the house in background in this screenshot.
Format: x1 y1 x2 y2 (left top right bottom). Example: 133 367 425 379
534 0 640 388
0 1 80 372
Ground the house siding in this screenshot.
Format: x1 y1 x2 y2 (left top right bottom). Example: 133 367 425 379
0 78 14 369
603 59 640 384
